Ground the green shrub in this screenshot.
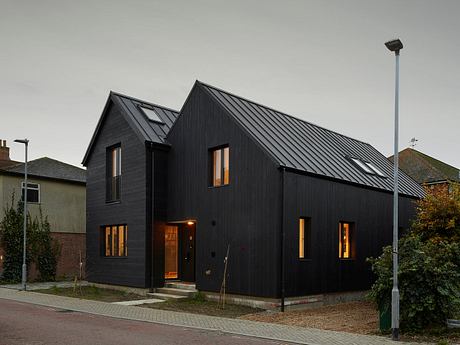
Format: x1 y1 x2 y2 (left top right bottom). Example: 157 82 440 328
0 196 60 282
369 187 460 331
368 237 460 331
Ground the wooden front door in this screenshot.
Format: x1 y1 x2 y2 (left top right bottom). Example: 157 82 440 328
180 223 196 282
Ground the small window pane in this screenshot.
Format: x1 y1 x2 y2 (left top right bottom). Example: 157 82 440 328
223 147 230 185
105 227 111 256
213 149 222 186
21 182 40 203
299 217 312 259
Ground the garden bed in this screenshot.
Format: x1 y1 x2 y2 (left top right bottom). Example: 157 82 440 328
34 285 146 303
141 297 263 319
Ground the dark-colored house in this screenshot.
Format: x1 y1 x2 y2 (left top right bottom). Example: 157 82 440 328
389 148 460 195
82 81 424 302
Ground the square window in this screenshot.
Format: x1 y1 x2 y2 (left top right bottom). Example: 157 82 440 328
21 182 40 203
102 224 127 257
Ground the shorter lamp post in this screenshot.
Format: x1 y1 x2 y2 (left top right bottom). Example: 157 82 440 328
14 138 29 291
385 38 403 341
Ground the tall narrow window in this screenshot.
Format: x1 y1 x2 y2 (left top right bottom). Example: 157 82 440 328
107 146 121 201
102 225 127 257
299 217 312 259
210 146 230 187
339 222 355 259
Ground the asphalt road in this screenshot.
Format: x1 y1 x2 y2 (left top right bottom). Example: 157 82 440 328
0 299 290 345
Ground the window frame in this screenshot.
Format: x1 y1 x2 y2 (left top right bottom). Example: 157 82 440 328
21 182 40 204
209 145 230 188
299 217 312 260
106 144 122 203
101 224 128 258
338 221 356 260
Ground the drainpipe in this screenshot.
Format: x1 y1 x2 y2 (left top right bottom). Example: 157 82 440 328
149 143 155 293
280 167 286 312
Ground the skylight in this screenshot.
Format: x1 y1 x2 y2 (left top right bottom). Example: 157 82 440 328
351 158 374 174
349 157 387 178
365 162 386 177
140 106 163 123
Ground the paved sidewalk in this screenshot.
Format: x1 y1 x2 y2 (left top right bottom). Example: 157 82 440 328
0 287 420 345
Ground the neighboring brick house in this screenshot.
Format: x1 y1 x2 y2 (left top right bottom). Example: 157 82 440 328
389 148 460 194
0 140 86 279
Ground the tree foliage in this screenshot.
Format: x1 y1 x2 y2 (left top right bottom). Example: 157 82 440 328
368 186 460 331
0 196 60 282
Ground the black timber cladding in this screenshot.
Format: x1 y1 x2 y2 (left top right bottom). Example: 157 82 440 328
199 82 424 198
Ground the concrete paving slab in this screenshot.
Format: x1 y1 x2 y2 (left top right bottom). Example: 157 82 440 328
113 298 165 306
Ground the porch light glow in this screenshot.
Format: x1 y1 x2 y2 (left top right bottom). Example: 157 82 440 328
187 221 194 225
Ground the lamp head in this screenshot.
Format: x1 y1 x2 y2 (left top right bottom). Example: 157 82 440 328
14 139 29 145
385 39 403 54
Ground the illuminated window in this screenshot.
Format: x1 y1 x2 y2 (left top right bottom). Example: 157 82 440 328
210 146 230 187
299 217 311 259
102 225 127 257
107 146 121 201
338 222 355 259
164 226 178 279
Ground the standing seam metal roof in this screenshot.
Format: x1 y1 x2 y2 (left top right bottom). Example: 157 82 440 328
199 81 424 198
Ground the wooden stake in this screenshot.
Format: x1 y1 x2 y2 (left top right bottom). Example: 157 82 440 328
219 245 230 309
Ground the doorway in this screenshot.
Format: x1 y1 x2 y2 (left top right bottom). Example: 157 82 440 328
164 222 196 282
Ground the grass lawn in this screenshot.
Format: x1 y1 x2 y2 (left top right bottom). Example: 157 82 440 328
34 285 146 303
141 296 263 319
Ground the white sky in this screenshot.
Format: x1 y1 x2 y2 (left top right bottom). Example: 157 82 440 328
1 0 459 169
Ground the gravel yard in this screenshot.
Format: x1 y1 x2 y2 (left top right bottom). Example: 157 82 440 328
240 301 378 335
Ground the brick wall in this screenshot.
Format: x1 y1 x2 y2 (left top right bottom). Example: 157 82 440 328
0 233 86 281
52 232 86 279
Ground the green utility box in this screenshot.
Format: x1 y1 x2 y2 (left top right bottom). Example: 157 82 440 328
379 307 391 331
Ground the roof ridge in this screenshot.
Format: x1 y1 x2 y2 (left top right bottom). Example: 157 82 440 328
197 80 372 147
8 157 85 171
110 91 180 114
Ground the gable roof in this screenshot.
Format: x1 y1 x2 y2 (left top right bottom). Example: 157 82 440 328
82 92 179 166
389 148 460 184
198 81 424 198
2 157 86 184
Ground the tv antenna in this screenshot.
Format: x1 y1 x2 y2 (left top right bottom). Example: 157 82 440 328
409 137 418 148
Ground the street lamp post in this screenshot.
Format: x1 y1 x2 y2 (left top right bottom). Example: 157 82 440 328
385 38 403 341
14 138 29 291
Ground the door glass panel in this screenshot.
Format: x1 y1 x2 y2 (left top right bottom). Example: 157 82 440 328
165 226 178 279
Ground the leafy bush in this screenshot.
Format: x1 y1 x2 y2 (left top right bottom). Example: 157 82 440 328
368 187 460 331
0 196 60 282
0 197 33 282
368 237 460 331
